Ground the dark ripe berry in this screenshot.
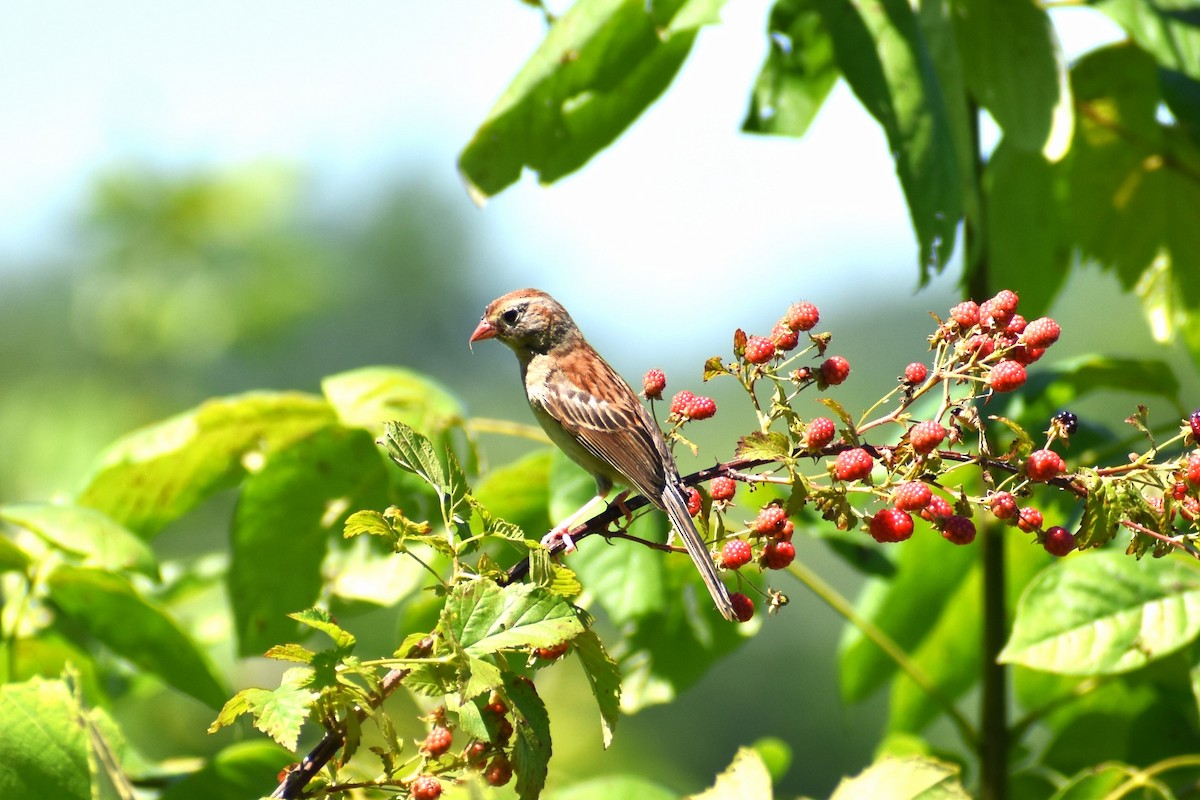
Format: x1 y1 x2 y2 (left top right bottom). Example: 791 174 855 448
762 540 796 569
1052 410 1079 436
1025 449 1066 482
1187 453 1200 485
1189 410 1200 441
710 476 737 502
988 360 1027 393
670 390 694 417
1005 314 1027 335
752 505 788 535
834 448 874 482
1043 526 1076 557
422 726 453 757
465 741 490 767
536 641 570 660
869 508 914 543
744 335 776 364
721 539 753 570
1023 317 1061 349
1016 506 1043 532
909 421 948 455
771 321 800 351
941 515 976 545
804 417 836 450
904 362 928 384
820 356 851 386
950 301 980 328
642 369 666 400
893 482 932 511
921 495 953 522
785 301 820 331
495 718 514 745
989 491 1018 520
485 756 513 787
412 775 443 800
730 592 755 622
685 487 703 516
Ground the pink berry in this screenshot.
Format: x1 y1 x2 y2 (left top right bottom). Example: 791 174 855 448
762 540 796 569
1016 506 1043 532
685 487 702 516
869 508 914 543
422 726 453 757
805 417 836 450
730 592 755 622
721 539 753 570
941 515 976 545
485 756 513 787
893 482 932 511
1005 314 1027 335
685 395 717 420
910 421 947 455
752 506 788 535
833 448 874 482
1022 317 1061 349
412 775 443 800
950 301 980 328
1025 449 1065 482
820 356 851 386
744 336 776 364
785 301 820 331
989 491 1018 520
642 369 666 400
710 476 737 501
1043 526 1076 556
771 321 800 351
904 362 928 384
670 390 694 417
1187 453 1200 485
921 495 953 522
988 360 1027 393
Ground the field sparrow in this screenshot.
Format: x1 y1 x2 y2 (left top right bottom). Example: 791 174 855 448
470 288 737 621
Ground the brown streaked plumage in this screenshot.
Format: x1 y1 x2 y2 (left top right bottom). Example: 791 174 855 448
470 288 737 622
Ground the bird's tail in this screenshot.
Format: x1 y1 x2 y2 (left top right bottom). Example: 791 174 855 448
660 483 737 621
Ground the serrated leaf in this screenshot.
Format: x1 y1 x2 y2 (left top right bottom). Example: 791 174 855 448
0 678 91 800
209 667 316 750
463 655 505 701
381 421 446 488
290 608 356 652
0 503 158 578
343 509 395 540
1001 551 1200 675
1077 474 1124 549
692 746 774 800
703 356 730 381
265 644 317 664
442 581 584 657
831 755 969 800
744 0 839 138
504 672 552 800
735 431 792 462
46 565 227 709
572 629 621 747
817 396 856 433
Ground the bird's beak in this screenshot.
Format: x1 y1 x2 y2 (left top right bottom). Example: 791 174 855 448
469 318 497 347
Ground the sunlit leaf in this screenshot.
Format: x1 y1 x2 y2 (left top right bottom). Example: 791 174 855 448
322 366 464 438
0 678 91 800
830 755 969 800
0 503 157 577
572 629 622 747
505 672 553 800
208 667 316 750
743 0 839 137
442 580 584 657
692 746 774 800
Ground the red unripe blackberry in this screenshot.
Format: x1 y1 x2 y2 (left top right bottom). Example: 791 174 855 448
485 756 513 787
989 491 1018 520
804 417 836 450
833 448 874 482
777 519 795 541
495 718 514 745
412 775 443 800
1005 314 1027 335
820 356 851 386
762 540 796 569
991 288 1019 313
465 741 489 767
941 515 976 545
869 508 914 543
785 301 820 331
642 369 666 400
1022 317 1061 349
1025 449 1065 482
966 334 995 359
988 360 1027 392
744 335 776 364
422 726 453 757
1043 526 1076 557
685 395 717 420
771 321 800 351
730 592 755 622
921 495 953 522
721 539 753 570
893 482 932 511
710 476 737 502
910 421 947 455
1016 506 1043 532
752 505 788 535
484 693 507 716
1187 453 1200 485
1009 344 1045 365
904 362 928 384
950 301 980 328
685 487 703 516
670 390 694 417
536 641 570 660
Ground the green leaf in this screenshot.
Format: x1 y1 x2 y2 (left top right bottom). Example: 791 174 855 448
1046 764 1137 800
950 0 1072 157
442 581 584 657
45 565 227 708
290 608 356 652
0 503 157 577
830 755 970 800
545 775 677 800
0 530 31 574
1095 0 1200 82
159 740 295 800
208 667 316 750
1077 475 1131 550
572 629 622 747
1001 551 1200 675
77 392 336 537
734 431 792 462
0 678 91 800
743 0 839 137
381 421 447 488
816 0 961 274
474 449 554 541
692 747 774 800
322 366 464 437
458 0 729 199
229 426 388 655
505 672 553 800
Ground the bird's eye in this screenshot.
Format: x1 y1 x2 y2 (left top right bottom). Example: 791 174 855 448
502 307 521 325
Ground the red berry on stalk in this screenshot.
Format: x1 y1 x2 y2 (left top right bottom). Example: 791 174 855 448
1023 317 1061 349
989 491 1018 520
485 756 513 787
771 321 800 351
785 301 820 331
536 641 570 660
710 476 737 502
721 539 753 570
820 356 851 386
910 420 948 455
730 592 755 622
752 506 789 535
685 487 702 516
762 540 796 569
950 301 980 328
777 519 795 541
484 693 507 716
1005 314 1027 335
465 741 489 767
991 289 1020 314
941 515 977 545
1016 506 1043 532
1009 344 1045 365
869 508 914 543
495 718 514 745
834 448 874 482
1187 453 1200 485
805 417 836 450
1025 449 1066 482
893 482 932 511
744 335 776 364
670 390 694 417
966 334 995 359
422 726 453 757
412 776 443 800
685 395 717 420
988 360 1027 392
1043 526 1076 557
904 362 928 384
921 495 953 522
642 369 666 400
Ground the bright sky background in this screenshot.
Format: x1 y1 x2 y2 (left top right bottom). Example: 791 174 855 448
2 2 1121 325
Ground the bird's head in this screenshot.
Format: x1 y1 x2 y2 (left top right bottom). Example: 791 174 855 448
469 289 580 356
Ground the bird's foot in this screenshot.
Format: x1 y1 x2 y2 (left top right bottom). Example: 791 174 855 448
541 525 577 554
612 490 633 526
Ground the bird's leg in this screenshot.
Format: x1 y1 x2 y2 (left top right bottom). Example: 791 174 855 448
611 490 633 529
541 491 609 553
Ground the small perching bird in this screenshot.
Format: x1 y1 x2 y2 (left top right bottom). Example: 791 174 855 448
470 288 737 622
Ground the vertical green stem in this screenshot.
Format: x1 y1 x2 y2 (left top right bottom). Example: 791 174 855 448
966 101 1008 800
